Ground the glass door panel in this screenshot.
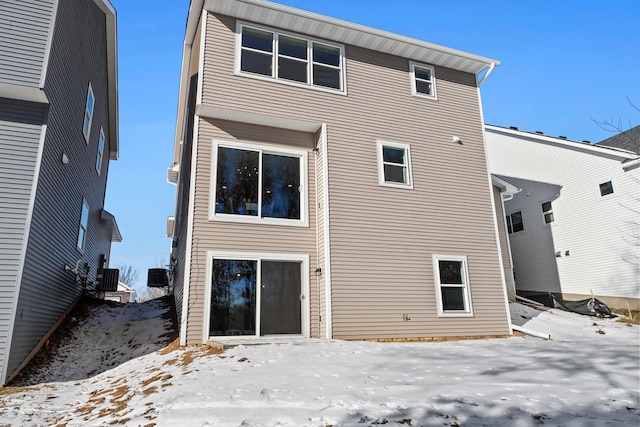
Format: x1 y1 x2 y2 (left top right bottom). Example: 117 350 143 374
210 259 257 336
260 261 302 335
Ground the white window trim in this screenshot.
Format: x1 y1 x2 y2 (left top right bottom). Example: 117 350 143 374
377 140 414 189
409 61 437 100
77 199 89 252
203 250 310 342
96 127 105 175
433 254 473 317
210 139 309 227
83 83 94 143
235 21 347 96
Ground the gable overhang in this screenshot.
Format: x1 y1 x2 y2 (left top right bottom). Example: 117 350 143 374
173 0 500 160
491 175 521 200
485 125 640 163
93 0 119 160
101 209 122 242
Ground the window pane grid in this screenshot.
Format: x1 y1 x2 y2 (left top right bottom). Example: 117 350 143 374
240 25 343 92
215 145 303 222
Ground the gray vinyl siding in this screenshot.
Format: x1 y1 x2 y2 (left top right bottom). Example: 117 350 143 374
0 99 45 381
5 0 115 380
187 12 509 341
0 0 55 86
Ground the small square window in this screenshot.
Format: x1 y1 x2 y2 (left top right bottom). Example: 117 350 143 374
507 211 524 234
83 83 94 142
377 140 413 189
599 181 614 197
433 255 473 316
541 201 554 224
410 62 437 99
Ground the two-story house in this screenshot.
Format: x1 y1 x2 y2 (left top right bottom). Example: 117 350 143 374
168 0 514 346
486 125 639 310
0 0 120 384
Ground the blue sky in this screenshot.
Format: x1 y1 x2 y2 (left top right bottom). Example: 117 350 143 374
105 0 640 293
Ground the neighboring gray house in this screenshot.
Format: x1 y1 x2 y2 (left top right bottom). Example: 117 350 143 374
0 0 120 384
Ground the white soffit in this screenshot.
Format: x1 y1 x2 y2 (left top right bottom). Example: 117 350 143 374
196 104 322 133
201 0 499 75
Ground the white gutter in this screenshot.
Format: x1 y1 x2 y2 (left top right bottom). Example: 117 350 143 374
477 62 496 87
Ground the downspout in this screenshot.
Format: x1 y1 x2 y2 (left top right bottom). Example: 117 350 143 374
321 123 333 339
477 62 496 87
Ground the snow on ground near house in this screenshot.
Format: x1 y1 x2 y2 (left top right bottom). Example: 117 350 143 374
0 300 638 427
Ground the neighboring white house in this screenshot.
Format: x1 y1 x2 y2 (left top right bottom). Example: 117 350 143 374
485 125 640 310
104 282 136 303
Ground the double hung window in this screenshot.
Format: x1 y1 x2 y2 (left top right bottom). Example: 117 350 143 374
410 62 437 99
83 83 95 142
238 24 345 92
213 141 307 225
377 140 413 188
433 255 473 316
541 201 554 224
506 211 524 234
96 128 105 175
77 199 89 252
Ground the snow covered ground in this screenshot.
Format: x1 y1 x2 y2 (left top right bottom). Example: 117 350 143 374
0 298 638 426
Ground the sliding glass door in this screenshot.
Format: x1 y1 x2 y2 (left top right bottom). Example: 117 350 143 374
209 255 306 337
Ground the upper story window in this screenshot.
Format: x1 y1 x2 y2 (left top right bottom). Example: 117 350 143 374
599 180 614 197
237 23 345 93
83 83 95 142
77 199 89 252
96 128 105 175
506 211 524 234
377 140 413 189
433 255 473 316
410 62 437 99
541 201 554 224
212 140 308 226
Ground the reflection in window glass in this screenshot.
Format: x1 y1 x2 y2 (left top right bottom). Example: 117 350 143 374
262 154 300 220
210 259 257 336
215 147 259 216
599 181 614 196
507 211 524 234
215 144 303 222
411 63 436 98
77 200 89 251
241 27 273 76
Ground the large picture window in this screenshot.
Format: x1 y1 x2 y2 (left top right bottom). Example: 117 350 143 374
433 255 473 316
238 23 345 92
212 141 307 225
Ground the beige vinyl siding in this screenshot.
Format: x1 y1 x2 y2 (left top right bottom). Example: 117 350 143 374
314 129 327 338
185 118 318 343
192 13 509 340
